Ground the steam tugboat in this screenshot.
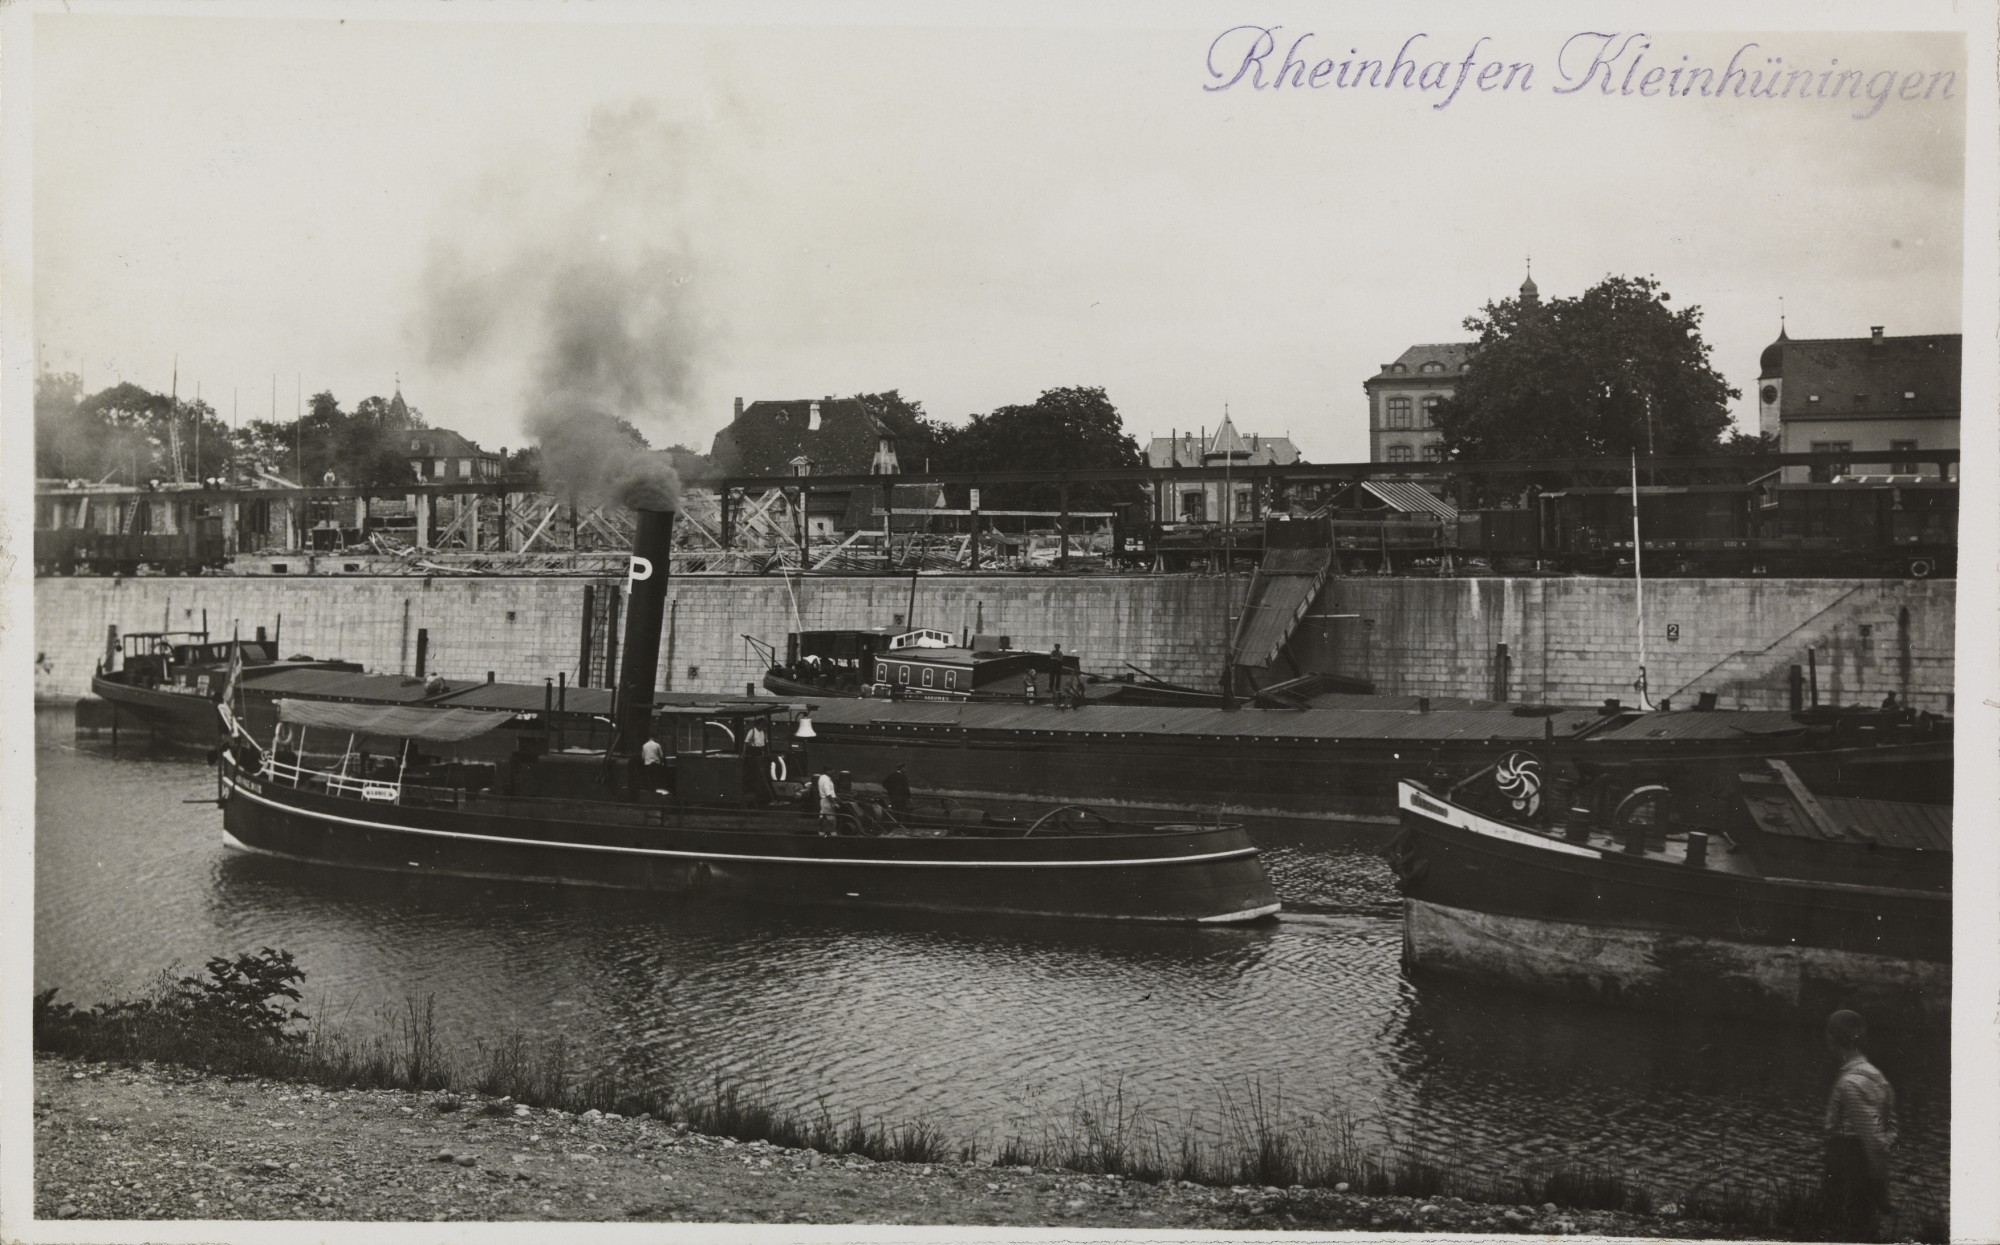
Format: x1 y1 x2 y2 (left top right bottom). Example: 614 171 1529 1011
215 510 1278 925
1387 753 1949 1022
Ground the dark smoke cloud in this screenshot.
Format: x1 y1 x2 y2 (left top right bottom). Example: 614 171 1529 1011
419 101 714 511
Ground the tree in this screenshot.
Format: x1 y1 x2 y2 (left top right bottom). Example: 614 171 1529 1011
1430 275 1739 463
934 386 1144 510
1719 429 1778 455
854 390 949 474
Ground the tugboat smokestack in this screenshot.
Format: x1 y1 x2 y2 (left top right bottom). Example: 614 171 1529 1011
616 508 675 764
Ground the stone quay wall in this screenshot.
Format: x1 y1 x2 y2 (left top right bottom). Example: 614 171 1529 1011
33 573 1955 714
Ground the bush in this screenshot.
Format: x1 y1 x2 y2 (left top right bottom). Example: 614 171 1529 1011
35 948 306 1068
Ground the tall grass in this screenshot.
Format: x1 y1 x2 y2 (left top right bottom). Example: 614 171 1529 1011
33 951 1940 1241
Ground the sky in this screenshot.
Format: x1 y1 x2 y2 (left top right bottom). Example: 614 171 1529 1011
30 9 1967 467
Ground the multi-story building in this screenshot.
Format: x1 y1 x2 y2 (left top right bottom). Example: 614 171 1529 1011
1363 343 1471 464
1143 415 1301 523
709 396 920 537
1756 326 1960 481
404 426 503 483
1364 272 1541 464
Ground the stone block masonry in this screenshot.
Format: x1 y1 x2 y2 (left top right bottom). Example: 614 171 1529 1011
31 574 1237 704
32 574 1954 714
1299 576 1956 714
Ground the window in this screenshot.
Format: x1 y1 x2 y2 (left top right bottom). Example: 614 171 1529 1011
1890 440 1919 475
1420 361 1444 374
1391 363 1408 374
1420 396 1441 426
1386 396 1413 429
1387 445 1413 463
922 667 934 688
1809 440 1852 483
1423 444 1445 462
458 458 472 478
898 664 910 685
945 669 957 689
876 662 888 682
433 458 446 478
1181 491 1206 522
1235 490 1252 519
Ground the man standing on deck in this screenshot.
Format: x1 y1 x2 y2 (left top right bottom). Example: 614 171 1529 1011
815 769 840 835
1823 1008 1897 1238
640 734 667 793
884 762 912 815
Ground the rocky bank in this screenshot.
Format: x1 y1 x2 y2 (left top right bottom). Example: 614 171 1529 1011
30 1054 1773 1235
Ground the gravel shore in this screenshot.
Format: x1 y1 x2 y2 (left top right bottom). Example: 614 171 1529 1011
31 1054 1765 1234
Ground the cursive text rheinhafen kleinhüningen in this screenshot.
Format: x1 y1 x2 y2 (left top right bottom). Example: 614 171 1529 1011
1203 29 1957 120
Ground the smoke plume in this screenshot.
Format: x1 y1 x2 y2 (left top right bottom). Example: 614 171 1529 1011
419 101 715 511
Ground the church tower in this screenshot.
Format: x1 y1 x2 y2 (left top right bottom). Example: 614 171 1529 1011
1757 323 1788 440
1518 265 1540 314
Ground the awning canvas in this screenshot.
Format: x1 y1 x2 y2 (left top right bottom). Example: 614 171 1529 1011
274 698 525 742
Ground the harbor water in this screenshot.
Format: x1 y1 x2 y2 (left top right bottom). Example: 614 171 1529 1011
34 709 1946 1216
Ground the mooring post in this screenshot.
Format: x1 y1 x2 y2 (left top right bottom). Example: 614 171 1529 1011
1058 482 1070 571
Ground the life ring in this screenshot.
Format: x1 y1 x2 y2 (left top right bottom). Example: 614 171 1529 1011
1908 558 1933 579
769 756 788 783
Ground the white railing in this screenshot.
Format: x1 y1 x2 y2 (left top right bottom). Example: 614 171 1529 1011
258 754 403 804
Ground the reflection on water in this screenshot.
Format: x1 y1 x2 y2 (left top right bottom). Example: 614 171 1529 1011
35 709 1945 1214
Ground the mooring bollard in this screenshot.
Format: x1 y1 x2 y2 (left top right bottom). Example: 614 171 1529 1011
1683 831 1709 869
1564 806 1593 844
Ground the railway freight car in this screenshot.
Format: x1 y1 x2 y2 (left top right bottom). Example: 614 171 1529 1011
1455 478 1956 578
33 518 227 576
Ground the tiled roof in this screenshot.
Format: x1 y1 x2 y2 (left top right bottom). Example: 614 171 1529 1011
1370 343 1474 381
404 427 495 460
1770 334 1960 419
1145 418 1302 469
710 398 895 477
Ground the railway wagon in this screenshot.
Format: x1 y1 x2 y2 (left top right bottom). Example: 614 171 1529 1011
33 519 227 576
1456 478 1957 578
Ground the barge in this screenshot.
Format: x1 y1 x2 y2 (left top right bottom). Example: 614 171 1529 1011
795 696 1950 830
1387 761 1949 1022
89 623 360 748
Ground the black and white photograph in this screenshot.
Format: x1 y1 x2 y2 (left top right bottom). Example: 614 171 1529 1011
3 3 1994 1242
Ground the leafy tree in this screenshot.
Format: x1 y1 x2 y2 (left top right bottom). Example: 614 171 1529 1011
854 390 949 474
935 386 1144 509
1431 275 1739 463
1719 429 1778 455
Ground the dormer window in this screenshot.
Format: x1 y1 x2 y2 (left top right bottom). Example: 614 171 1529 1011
1808 395 1821 404
1419 361 1444 374
1904 391 1917 401
1391 364 1408 374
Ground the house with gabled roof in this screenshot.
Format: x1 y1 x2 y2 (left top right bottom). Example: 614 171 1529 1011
1143 414 1301 523
1755 325 1960 482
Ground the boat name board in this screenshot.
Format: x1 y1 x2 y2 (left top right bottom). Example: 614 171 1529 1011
1396 782 1602 860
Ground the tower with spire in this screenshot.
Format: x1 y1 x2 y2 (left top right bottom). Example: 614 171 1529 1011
1518 259 1540 313
1757 310 1788 440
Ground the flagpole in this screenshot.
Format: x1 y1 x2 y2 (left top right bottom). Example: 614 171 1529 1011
1631 451 1655 711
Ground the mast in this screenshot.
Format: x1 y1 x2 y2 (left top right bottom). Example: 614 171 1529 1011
1631 452 1655 711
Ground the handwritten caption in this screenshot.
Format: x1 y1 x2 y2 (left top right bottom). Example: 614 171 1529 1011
1203 29 1957 120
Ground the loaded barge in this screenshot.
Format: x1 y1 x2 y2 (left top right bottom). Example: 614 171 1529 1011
1387 758 1949 1022
796 695 1950 831
214 510 1279 926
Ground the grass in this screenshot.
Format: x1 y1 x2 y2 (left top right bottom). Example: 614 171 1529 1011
33 949 1943 1242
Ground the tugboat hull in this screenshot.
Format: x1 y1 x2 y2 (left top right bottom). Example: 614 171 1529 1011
219 759 1279 925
